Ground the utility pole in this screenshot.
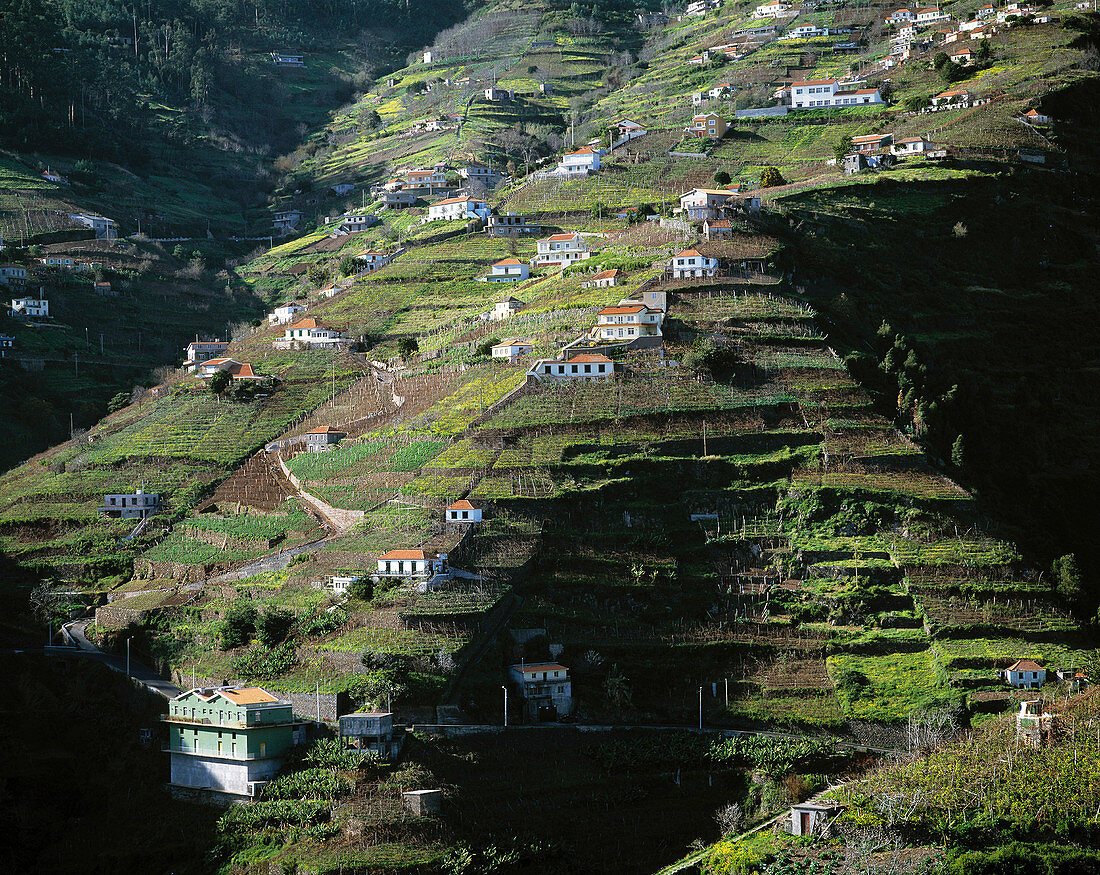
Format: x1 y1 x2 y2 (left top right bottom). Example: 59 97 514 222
316 681 320 722
725 677 729 708
703 419 707 456
502 685 508 727
698 686 703 730
126 637 131 676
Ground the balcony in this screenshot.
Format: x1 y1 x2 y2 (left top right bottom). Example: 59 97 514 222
162 744 273 760
162 715 296 729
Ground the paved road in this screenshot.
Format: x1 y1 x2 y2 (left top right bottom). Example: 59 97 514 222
58 618 182 698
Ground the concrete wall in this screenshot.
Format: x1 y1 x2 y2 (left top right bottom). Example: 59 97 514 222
169 752 282 796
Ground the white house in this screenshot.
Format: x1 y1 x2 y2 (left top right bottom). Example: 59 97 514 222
334 213 378 234
509 663 572 718
704 219 735 239
931 87 973 108
783 25 828 39
42 168 65 183
948 45 975 63
404 169 446 188
670 248 719 279
40 255 75 269
330 182 355 196
382 191 419 209
916 7 950 23
487 213 541 236
613 118 648 144
11 297 48 317
851 133 893 153
268 303 305 325
489 292 526 321
281 317 345 349
376 549 447 578
423 49 435 63
592 303 664 341
529 354 614 382
184 340 228 370
790 79 883 109
196 358 262 381
355 250 393 272
272 210 303 233
481 258 530 282
557 147 601 175
459 165 500 186
1004 659 1046 689
484 86 514 101
889 8 914 22
491 337 533 359
753 2 791 18
977 3 996 16
680 187 740 220
582 269 619 289
68 213 117 238
446 499 482 524
687 0 721 15
531 233 591 267
99 489 161 519
301 426 345 452
425 196 490 223
708 83 735 100
1023 109 1051 125
891 136 934 155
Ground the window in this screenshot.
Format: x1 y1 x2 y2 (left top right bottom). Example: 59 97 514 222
584 365 591 374
462 511 469 520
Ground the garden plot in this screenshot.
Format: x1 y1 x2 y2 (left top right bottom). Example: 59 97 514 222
914 592 1074 637
887 534 1019 568
792 466 973 503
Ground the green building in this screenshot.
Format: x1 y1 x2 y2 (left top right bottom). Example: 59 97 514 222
164 686 296 797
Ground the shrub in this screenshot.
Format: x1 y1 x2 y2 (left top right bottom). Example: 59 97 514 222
219 602 256 649
348 577 373 601
713 170 731 186
760 166 785 187
257 606 295 647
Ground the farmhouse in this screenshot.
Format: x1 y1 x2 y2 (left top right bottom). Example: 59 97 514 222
670 249 719 278
704 219 734 239
582 269 619 289
40 255 75 269
376 549 447 578
42 168 65 183
0 264 27 285
268 303 305 325
790 79 883 109
613 118 648 144
355 250 393 272
484 86 514 101
197 358 262 381
916 7 950 23
889 8 914 22
680 187 740 220
69 213 118 239
333 213 378 234
330 182 355 196
491 338 533 360
1016 700 1056 748
184 340 228 370
99 489 161 519
301 426 346 452
686 112 728 139
892 136 934 154
459 165 500 186
557 147 601 175
446 500 483 524
1004 659 1046 689
531 233 592 267
509 663 572 719
0 335 13 356
948 45 975 63
281 317 345 349
11 297 49 317
1023 108 1051 125
93 281 115 296
782 24 828 39
488 292 526 321
529 353 614 382
851 133 893 152
931 87 974 107
753 2 791 18
592 303 663 341
425 196 490 223
977 3 995 16
481 258 530 282
382 190 419 209
404 169 446 188
487 213 541 236
338 712 400 759
165 686 297 798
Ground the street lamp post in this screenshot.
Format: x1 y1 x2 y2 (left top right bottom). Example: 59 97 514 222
126 637 131 677
698 686 703 730
502 685 508 727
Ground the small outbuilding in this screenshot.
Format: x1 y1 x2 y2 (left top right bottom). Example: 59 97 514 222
788 802 845 836
446 499 483 524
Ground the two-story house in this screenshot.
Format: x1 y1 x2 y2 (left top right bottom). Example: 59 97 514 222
487 213 541 237
165 686 297 797
531 233 592 267
99 489 161 519
686 112 728 139
557 147 601 175
268 303 305 325
680 187 740 220
69 213 118 239
790 79 884 109
851 133 893 153
382 190 419 209
355 250 393 272
184 340 228 370
889 8 914 22
488 292 526 321
509 663 572 719
592 303 664 341
670 248 719 278
404 169 446 188
0 264 28 285
1004 659 1046 689
11 297 49 317
301 426 346 452
282 317 345 349
425 196 490 223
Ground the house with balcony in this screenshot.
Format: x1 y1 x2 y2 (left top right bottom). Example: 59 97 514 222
790 79 884 109
480 258 530 283
40 255 75 269
69 213 118 238
916 7 950 23
332 213 378 235
487 213 541 236
889 8 914 22
355 250 393 272
338 712 400 759
612 118 648 145
753 2 791 18
582 269 619 289
280 317 345 349
446 499 483 524
0 264 28 285
165 686 297 798
528 353 614 382
557 147 601 175
531 233 592 267
268 303 305 325
184 340 228 370
686 112 728 139
459 165 501 187
509 663 572 720
680 187 740 220
670 248 719 278
99 489 161 520
404 169 446 188
382 190 419 209
488 292 526 321
591 303 664 342
11 297 49 318
273 210 303 233
425 196 490 223
376 549 448 578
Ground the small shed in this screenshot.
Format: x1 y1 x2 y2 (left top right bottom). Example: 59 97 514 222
339 711 400 759
402 789 442 816
302 426 346 452
788 802 844 836
446 499 483 524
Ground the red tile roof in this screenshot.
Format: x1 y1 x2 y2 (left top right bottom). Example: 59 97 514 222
676 248 704 258
589 269 619 280
493 258 524 266
448 499 478 510
378 549 435 561
792 78 837 87
545 233 581 242
220 688 279 705
1008 659 1045 673
305 426 343 435
599 304 647 315
568 354 612 364
514 663 568 674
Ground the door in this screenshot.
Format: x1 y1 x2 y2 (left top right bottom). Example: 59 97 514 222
800 812 812 835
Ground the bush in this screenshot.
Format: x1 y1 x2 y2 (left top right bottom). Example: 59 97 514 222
219 603 256 649
760 166 785 187
945 843 1100 875
107 391 130 413
257 606 295 647
347 577 373 601
713 170 731 186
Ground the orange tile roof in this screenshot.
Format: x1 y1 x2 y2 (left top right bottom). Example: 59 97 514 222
448 499 478 510
378 549 435 561
514 663 568 674
1008 659 1045 673
545 233 581 242
288 317 319 330
676 248 704 257
432 196 480 206
708 219 733 228
493 257 524 266
226 362 257 378
306 426 343 435
568 354 612 364
220 688 280 705
792 78 837 87
590 269 619 280
599 304 647 315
